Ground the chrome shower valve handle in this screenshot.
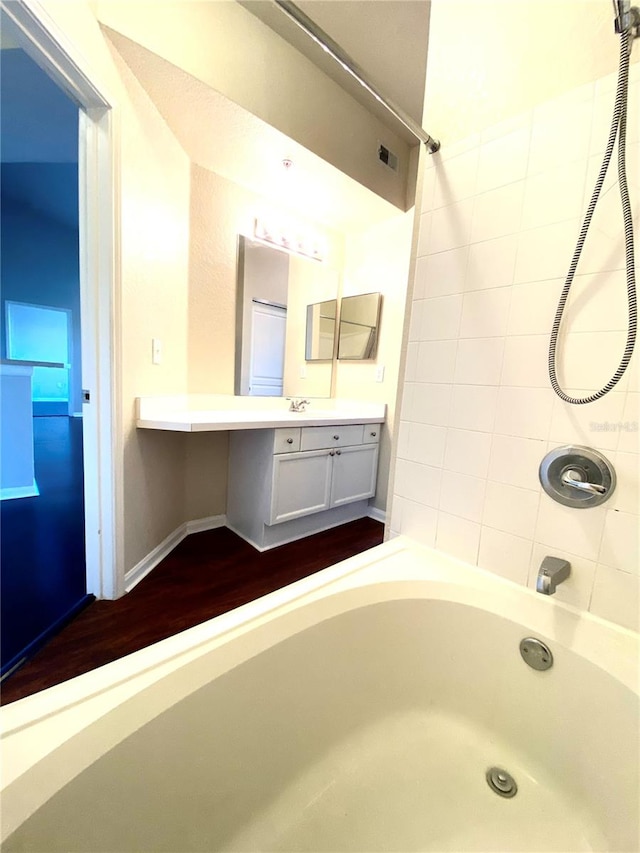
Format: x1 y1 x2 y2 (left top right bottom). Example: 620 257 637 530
539 445 616 508
560 469 608 495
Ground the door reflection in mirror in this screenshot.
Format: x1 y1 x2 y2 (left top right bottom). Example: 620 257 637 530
235 236 337 397
236 237 289 396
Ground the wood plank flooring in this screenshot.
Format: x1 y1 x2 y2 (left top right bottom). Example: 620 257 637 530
1 518 384 705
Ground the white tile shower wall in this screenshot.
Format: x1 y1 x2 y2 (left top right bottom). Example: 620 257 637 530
393 66 640 631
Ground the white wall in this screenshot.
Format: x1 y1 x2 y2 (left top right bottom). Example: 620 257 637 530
336 208 416 513
188 163 345 397
95 0 412 210
34 1 192 578
283 255 339 400
424 0 639 145
109 41 192 572
392 3 639 630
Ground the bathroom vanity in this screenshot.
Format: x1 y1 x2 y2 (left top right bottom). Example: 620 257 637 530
136 396 385 550
227 422 380 550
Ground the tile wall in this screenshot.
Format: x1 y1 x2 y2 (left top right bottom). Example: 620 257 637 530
391 65 639 631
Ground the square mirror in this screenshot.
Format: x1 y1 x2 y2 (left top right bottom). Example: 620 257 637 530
337 292 382 360
305 299 337 361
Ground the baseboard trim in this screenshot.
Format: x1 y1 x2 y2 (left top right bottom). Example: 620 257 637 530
225 521 264 552
125 507 381 592
186 514 226 535
227 513 375 553
367 506 386 524
125 514 226 593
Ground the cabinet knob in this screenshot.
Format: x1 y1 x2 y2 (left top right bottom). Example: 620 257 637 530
370 431 377 437
336 449 341 455
286 438 293 444
329 450 335 456
333 435 339 440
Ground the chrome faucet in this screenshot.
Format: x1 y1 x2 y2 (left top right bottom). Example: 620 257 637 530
288 398 310 412
536 556 571 595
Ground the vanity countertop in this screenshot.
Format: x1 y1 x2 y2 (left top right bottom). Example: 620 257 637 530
136 395 386 433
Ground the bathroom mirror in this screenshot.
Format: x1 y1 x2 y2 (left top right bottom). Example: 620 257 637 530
337 292 382 360
235 236 338 397
305 299 337 361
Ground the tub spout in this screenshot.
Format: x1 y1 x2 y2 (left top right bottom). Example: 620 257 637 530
536 556 571 595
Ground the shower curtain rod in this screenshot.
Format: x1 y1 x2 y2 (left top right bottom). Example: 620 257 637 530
273 0 441 153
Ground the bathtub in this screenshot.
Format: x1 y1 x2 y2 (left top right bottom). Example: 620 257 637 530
1 537 638 852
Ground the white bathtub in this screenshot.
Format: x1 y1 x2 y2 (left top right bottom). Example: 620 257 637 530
1 538 638 852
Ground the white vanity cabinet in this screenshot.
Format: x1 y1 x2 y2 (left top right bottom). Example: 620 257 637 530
227 423 381 550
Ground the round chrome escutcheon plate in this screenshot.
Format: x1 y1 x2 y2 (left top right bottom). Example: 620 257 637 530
539 445 615 508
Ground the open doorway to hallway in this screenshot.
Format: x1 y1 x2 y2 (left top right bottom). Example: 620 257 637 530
0 39 91 678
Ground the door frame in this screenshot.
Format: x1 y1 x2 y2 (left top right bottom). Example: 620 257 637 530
1 0 123 598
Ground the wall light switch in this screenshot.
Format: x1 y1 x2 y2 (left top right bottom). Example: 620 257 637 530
299 364 307 379
152 338 162 365
375 364 385 382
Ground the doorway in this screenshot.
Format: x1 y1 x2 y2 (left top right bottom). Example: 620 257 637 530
0 1 118 678
249 300 287 396
0 43 90 676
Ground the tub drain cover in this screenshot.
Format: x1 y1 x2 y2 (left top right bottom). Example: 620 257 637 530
486 767 517 798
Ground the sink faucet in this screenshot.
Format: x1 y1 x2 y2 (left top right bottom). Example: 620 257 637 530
288 398 310 413
536 556 571 595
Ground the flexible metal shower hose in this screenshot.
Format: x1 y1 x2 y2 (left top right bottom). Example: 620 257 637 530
548 29 637 404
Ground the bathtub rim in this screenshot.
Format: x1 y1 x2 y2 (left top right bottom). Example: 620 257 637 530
1 537 638 842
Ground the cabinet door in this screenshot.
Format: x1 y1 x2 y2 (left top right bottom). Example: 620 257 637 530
330 444 378 507
269 450 332 525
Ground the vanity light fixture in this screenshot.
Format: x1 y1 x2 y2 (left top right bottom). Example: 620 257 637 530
253 217 325 262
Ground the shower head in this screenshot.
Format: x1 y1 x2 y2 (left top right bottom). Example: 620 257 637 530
612 0 640 35
612 0 630 32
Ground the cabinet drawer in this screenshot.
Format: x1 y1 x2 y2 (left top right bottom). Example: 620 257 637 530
273 427 301 453
362 425 381 444
300 424 364 451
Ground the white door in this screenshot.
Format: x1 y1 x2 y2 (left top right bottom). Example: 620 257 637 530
249 302 286 396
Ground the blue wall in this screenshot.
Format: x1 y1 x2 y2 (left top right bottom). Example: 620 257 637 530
1 165 82 414
1 47 89 676
1 46 81 413
1 48 78 164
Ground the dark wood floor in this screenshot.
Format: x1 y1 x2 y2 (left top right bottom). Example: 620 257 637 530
1 518 383 705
